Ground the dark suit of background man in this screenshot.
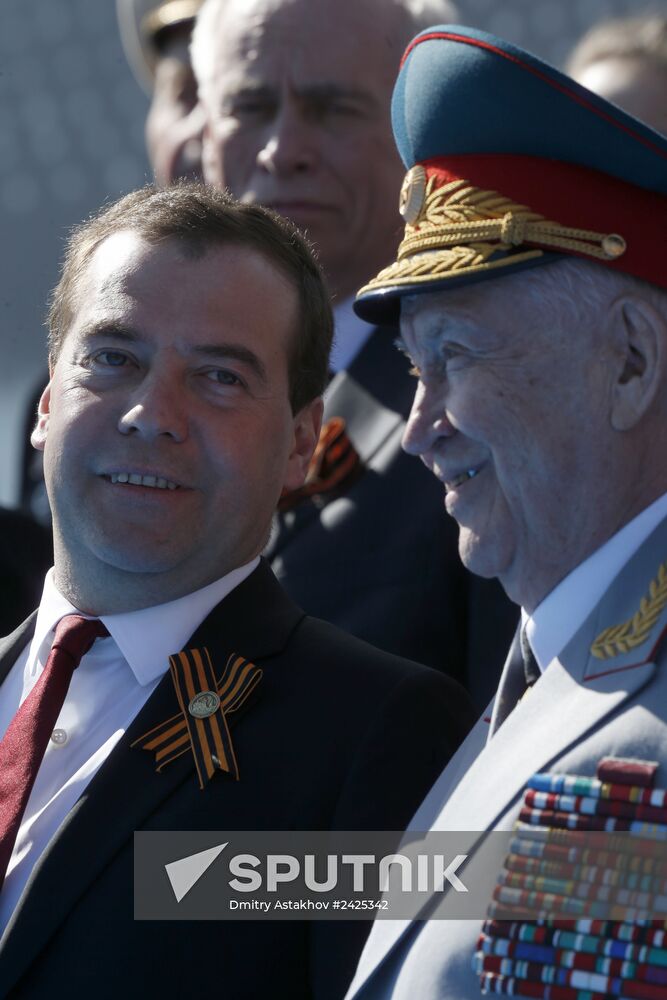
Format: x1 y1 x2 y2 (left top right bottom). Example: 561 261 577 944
0 184 473 999
191 0 519 710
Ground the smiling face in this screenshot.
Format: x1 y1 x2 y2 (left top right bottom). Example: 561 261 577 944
399 267 633 611
198 0 406 301
32 231 321 613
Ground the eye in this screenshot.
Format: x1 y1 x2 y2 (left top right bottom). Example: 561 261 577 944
204 369 245 387
229 96 276 122
307 98 364 123
92 350 131 367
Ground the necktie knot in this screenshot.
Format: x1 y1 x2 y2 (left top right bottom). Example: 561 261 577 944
520 625 541 688
51 615 109 668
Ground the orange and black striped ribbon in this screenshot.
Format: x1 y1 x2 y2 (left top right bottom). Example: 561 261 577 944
278 416 363 512
131 650 262 789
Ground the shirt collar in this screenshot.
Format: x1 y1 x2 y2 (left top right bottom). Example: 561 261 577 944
329 296 375 373
524 493 667 672
29 557 260 687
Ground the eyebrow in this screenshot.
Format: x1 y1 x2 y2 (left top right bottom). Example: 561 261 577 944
228 81 378 111
80 323 269 385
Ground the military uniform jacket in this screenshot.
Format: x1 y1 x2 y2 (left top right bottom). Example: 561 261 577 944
0 560 474 1000
346 515 667 1000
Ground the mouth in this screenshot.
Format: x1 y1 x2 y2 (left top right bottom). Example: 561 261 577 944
104 472 181 491
443 467 481 492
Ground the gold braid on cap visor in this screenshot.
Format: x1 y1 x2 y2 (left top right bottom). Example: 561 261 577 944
358 171 627 296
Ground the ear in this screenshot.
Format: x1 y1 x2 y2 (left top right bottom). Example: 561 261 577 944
282 397 324 493
30 381 52 452
610 297 667 431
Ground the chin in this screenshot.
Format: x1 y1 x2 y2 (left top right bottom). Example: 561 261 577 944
457 527 510 583
90 534 189 576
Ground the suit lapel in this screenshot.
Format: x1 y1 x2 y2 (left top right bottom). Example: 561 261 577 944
0 561 303 993
268 327 411 554
324 324 412 462
0 613 38 686
431 517 667 831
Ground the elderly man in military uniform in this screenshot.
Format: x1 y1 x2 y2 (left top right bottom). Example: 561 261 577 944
344 23 667 1000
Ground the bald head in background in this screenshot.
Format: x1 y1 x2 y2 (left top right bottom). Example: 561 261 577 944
192 0 457 302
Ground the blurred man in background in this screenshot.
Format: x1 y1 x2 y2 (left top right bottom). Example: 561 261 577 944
191 0 519 708
117 0 205 184
567 12 667 135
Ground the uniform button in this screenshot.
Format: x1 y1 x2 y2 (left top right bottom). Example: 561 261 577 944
51 728 68 746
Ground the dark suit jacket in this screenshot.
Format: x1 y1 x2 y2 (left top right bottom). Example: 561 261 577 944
0 508 51 637
0 560 474 999
267 327 518 710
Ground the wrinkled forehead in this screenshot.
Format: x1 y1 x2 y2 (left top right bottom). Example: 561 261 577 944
399 260 587 351
210 0 407 86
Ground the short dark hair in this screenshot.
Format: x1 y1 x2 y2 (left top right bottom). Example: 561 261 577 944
567 13 667 77
48 183 333 413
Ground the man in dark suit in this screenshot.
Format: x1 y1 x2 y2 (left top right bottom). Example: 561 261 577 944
192 0 518 707
0 183 473 998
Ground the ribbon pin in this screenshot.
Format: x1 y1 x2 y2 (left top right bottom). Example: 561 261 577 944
132 649 262 789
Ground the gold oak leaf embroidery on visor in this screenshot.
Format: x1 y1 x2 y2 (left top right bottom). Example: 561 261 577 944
131 650 263 789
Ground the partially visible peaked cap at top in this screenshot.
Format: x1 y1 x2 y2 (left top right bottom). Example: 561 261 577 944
354 25 667 324
116 0 202 94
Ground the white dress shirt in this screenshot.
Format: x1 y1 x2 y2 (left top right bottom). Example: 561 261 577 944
0 557 259 937
329 297 375 373
523 492 667 672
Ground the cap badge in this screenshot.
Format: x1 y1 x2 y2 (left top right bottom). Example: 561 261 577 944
399 166 427 225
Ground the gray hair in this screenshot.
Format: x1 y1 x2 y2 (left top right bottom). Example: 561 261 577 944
191 0 458 92
521 257 667 336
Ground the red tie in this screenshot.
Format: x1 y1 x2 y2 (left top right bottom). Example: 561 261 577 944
0 614 108 888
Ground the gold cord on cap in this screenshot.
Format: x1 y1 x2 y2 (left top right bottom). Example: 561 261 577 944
360 173 627 297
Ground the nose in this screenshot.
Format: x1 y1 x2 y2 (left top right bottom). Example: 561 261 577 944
402 380 455 459
117 373 188 443
256 107 317 176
